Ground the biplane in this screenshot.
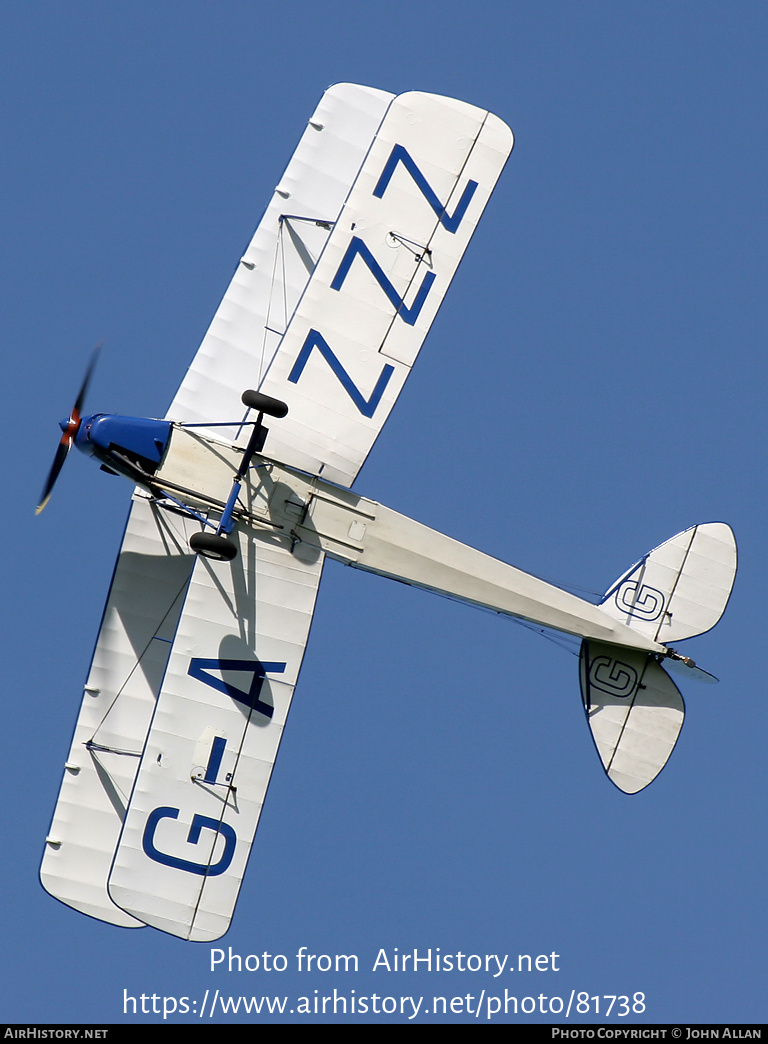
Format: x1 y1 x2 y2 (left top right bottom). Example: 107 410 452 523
39 84 736 942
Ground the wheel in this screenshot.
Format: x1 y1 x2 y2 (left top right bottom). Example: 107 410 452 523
241 389 289 418
189 531 238 561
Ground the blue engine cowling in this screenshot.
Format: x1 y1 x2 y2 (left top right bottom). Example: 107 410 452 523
74 414 171 476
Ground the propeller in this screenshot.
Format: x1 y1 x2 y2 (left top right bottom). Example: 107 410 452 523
36 346 101 515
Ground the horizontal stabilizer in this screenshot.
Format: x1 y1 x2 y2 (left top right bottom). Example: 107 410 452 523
597 523 736 644
664 657 718 684
580 640 685 794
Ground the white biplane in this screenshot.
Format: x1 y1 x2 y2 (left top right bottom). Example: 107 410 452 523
39 85 736 942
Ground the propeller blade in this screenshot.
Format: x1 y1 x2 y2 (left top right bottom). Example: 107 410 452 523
36 345 101 515
73 344 101 416
36 440 73 515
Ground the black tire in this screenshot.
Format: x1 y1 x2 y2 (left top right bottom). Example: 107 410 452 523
190 531 238 561
241 389 289 418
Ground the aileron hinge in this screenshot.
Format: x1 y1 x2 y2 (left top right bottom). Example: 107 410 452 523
387 231 433 266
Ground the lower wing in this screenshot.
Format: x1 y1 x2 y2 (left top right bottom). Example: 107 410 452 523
106 519 324 941
40 493 197 926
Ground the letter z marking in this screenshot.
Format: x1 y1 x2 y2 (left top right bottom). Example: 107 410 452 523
288 329 394 418
330 236 436 326
373 143 478 233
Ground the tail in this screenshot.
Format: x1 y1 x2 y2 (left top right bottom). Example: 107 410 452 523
580 523 737 793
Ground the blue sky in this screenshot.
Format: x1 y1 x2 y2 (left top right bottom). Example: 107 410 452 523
2 1 765 1024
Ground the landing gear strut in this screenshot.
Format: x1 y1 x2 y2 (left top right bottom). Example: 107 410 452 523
189 389 289 562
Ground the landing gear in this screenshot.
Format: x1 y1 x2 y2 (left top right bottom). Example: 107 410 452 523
241 390 289 418
190 531 237 561
189 390 289 563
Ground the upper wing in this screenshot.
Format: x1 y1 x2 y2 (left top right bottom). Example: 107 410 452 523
44 85 511 937
167 86 513 486
107 524 324 941
165 83 393 430
40 494 198 926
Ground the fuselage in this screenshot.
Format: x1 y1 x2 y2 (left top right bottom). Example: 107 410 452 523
73 412 669 656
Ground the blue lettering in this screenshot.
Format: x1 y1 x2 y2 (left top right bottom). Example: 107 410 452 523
614 581 665 621
188 658 286 719
330 236 435 326
204 736 227 784
589 657 639 699
288 329 394 418
373 143 478 233
142 806 237 876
